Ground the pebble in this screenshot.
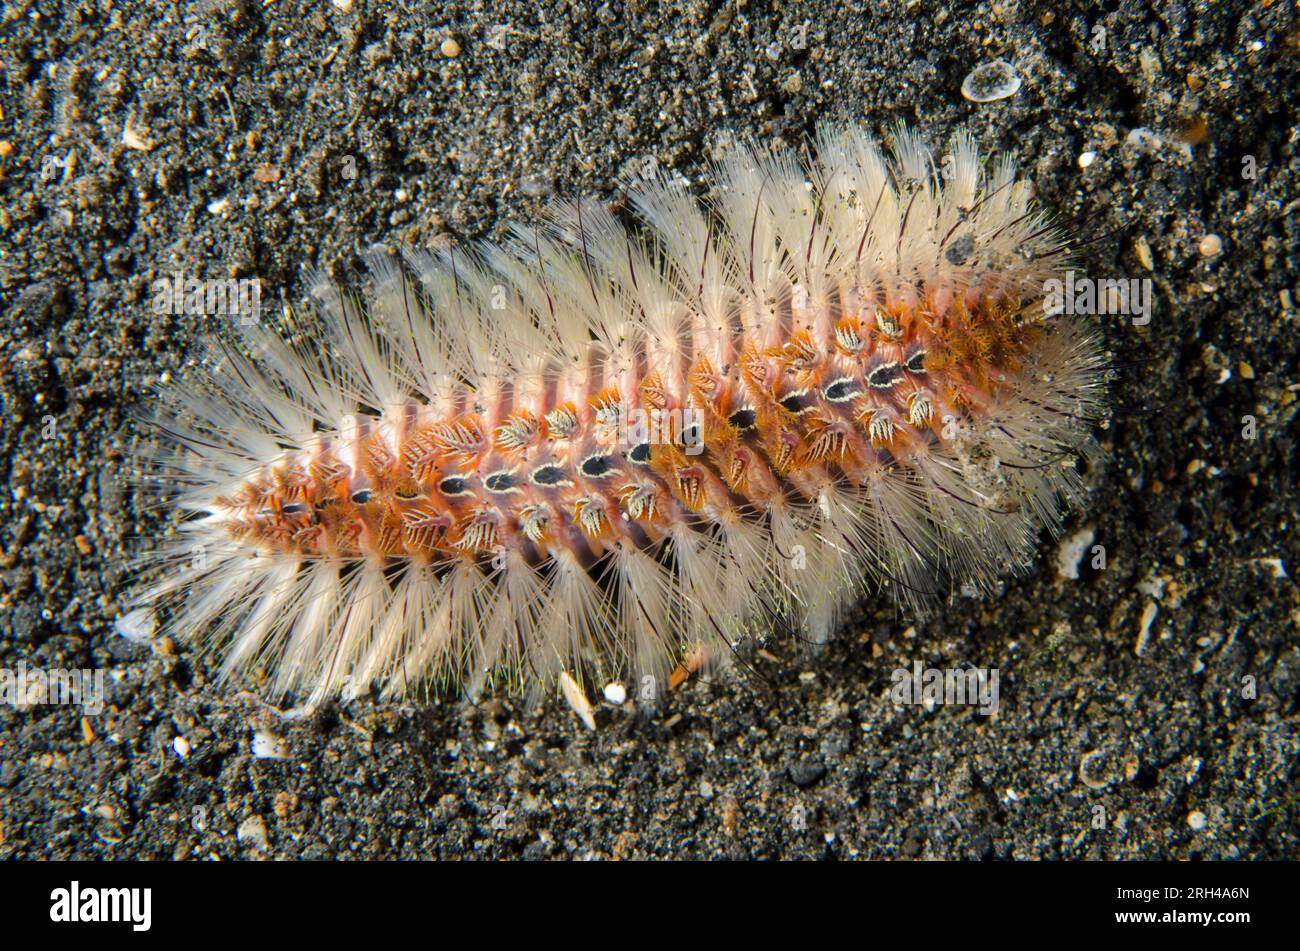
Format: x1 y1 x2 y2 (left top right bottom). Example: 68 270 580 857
440 38 461 58
1125 127 1161 153
602 682 626 705
1187 810 1207 831
788 758 827 789
721 799 739 836
1134 235 1154 271
559 671 596 730
1138 47 1161 82
1199 234 1223 257
1253 557 1288 579
1077 150 1096 169
960 60 1021 102
237 815 269 851
121 121 154 151
172 736 191 759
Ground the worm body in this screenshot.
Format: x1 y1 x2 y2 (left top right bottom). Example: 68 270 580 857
139 125 1107 705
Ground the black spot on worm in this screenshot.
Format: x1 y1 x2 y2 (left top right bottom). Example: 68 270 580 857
530 465 568 486
823 378 862 403
867 362 905 389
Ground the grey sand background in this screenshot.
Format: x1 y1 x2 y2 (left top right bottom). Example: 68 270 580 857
0 0 1297 858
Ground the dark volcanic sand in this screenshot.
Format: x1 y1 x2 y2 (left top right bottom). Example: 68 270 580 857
0 0 1297 859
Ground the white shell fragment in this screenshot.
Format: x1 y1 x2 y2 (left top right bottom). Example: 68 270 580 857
251 731 290 760
114 607 156 645
559 671 597 730
961 60 1022 102
1055 526 1095 581
121 120 154 151
1136 601 1159 656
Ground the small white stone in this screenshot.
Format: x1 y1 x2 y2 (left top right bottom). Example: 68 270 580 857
1187 810 1207 831
251 731 289 760
1077 150 1097 169
1254 558 1288 579
172 736 191 758
237 815 269 851
207 196 231 215
602 682 627 705
1136 571 1165 599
